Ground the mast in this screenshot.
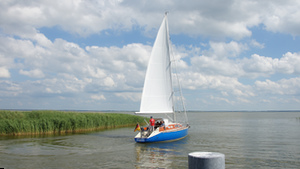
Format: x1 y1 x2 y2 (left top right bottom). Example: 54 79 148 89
164 12 176 122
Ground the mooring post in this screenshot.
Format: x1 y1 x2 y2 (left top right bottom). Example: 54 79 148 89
188 152 225 169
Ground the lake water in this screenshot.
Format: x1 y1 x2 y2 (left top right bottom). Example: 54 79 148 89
1 111 300 168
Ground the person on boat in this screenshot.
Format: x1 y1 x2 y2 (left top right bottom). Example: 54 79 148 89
160 120 166 130
149 116 155 132
160 120 166 128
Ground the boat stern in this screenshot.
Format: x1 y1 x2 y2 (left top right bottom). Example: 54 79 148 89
134 129 160 143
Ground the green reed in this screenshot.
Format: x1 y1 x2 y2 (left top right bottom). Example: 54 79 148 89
0 110 147 135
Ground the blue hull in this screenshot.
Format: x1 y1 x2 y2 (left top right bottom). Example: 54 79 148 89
135 127 188 143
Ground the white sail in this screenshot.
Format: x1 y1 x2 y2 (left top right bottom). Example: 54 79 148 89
136 15 173 114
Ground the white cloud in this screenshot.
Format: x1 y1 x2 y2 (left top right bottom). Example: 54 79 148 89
0 28 154 108
46 87 61 94
19 69 45 78
276 52 300 74
262 1 300 36
292 98 300 103
85 66 106 78
250 39 264 49
193 56 239 76
255 77 300 95
0 80 22 97
85 43 151 88
0 0 137 37
237 97 250 103
103 77 115 87
0 67 10 78
188 41 248 77
114 92 141 102
242 54 275 75
209 41 248 58
241 52 300 77
1 0 300 40
91 94 106 101
0 32 152 88
181 72 254 98
190 48 300 80
0 53 14 69
210 95 234 104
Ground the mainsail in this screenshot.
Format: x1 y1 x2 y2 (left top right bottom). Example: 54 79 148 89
136 15 173 114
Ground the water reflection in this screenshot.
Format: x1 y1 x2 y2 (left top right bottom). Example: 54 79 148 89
134 139 188 169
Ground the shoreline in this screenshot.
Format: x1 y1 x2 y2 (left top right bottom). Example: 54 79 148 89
0 124 139 136
0 110 147 136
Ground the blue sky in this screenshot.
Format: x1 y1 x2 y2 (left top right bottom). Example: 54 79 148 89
1 0 300 111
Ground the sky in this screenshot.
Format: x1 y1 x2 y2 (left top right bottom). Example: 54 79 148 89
1 0 300 111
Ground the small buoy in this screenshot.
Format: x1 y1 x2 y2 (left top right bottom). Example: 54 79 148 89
188 152 225 169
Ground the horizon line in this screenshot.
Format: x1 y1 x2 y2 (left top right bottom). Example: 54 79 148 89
1 109 300 112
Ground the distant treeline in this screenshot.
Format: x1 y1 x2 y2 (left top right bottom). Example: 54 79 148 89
0 110 147 136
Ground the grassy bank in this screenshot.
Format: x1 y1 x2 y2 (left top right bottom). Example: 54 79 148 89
0 110 147 136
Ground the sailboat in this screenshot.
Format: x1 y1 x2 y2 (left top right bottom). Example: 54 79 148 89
134 13 189 143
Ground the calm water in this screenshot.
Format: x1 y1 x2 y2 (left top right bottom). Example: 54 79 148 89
1 112 300 168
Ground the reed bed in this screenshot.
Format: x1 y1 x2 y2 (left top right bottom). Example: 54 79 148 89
0 110 147 136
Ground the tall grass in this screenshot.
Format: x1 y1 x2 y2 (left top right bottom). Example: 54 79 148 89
0 110 147 136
